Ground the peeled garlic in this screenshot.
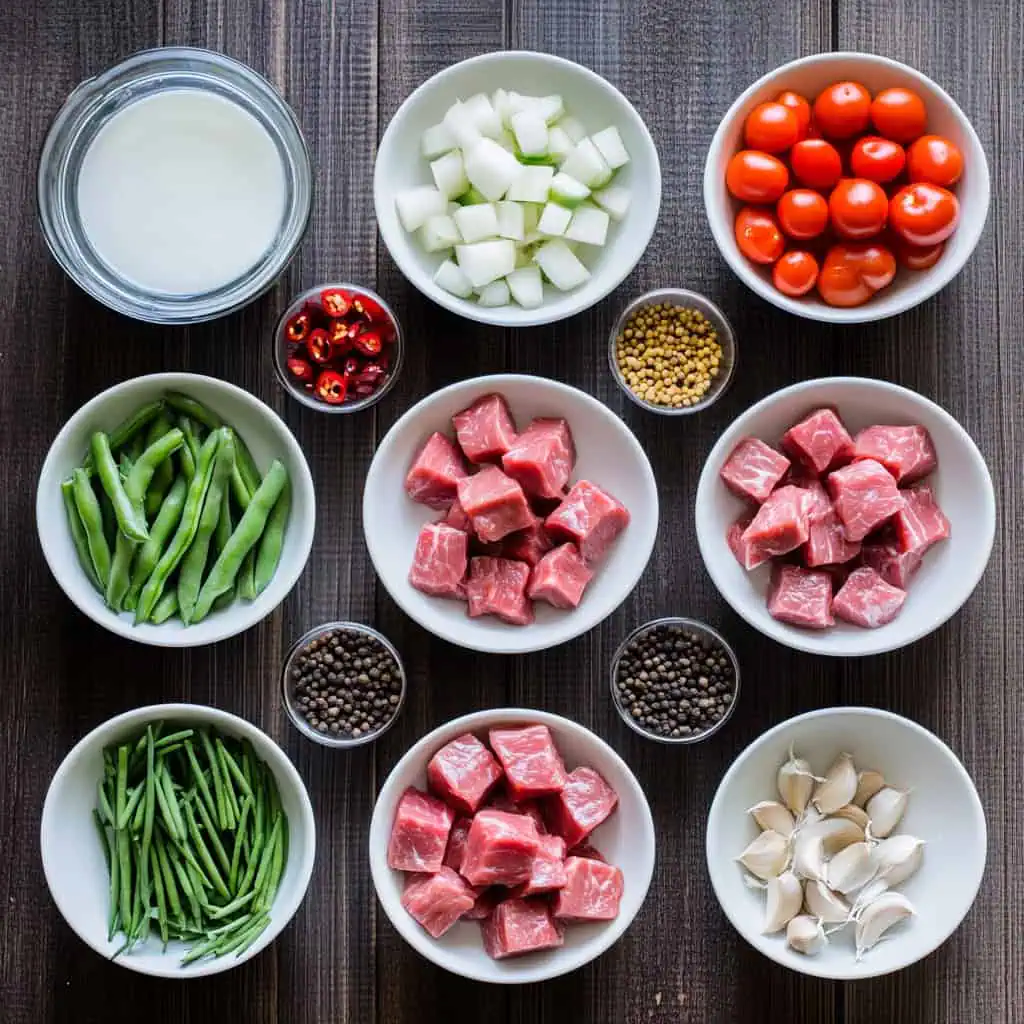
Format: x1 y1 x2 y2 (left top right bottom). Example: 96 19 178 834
777 746 819 816
737 830 790 880
872 835 925 887
804 879 852 924
791 833 826 882
748 800 796 838
827 841 877 894
787 914 827 955
812 752 858 814
763 871 803 933
851 877 889 913
866 786 909 838
833 803 870 830
801 815 864 855
853 769 886 808
855 892 915 959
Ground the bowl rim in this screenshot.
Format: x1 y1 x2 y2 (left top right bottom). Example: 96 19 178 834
39 702 317 979
373 49 662 327
368 706 657 983
704 705 987 980
362 372 660 654
702 51 992 324
35 371 316 648
694 375 995 656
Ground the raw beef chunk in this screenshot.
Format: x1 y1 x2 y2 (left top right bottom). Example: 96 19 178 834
452 393 518 464
502 418 575 499
719 437 791 503
427 732 503 814
782 408 854 473
727 515 767 570
401 867 476 938
510 834 568 897
388 787 455 873
456 465 534 543
851 425 937 483
804 509 861 567
481 898 564 959
443 497 472 532
464 887 502 921
544 766 618 847
489 724 568 801
460 809 540 887
893 484 951 556
485 790 547 832
502 515 555 566
526 543 593 609
544 480 630 564
465 557 534 626
861 538 923 588
405 432 468 509
567 842 607 862
408 522 468 598
553 856 624 921
833 566 908 628
767 564 835 629
827 459 905 542
443 816 473 873
740 485 812 562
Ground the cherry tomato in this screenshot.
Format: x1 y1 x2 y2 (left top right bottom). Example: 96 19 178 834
315 370 348 405
889 183 960 246
817 243 897 307
776 189 829 239
284 311 311 343
725 150 790 202
319 287 352 318
744 102 801 153
307 328 333 363
775 90 812 138
789 139 843 190
850 136 906 183
894 237 946 270
869 87 927 143
812 81 872 139
734 207 785 264
772 250 819 296
828 178 889 239
906 135 964 187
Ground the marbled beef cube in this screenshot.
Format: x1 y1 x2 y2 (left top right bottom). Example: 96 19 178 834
489 724 568 801
460 809 540 887
782 408 854 474
464 886 502 921
502 418 575 499
443 497 472 532
401 867 477 938
833 566 908 628
740 485 812 563
408 522 468 598
526 543 593 609
405 432 468 509
456 466 534 543
893 484 951 556
544 766 618 848
727 515 768 570
452 393 518 464
481 898 564 959
387 787 455 873
861 538 923 588
509 833 568 897
465 557 534 626
544 480 630 564
851 425 937 483
485 790 547 833
827 459 906 542
427 732 503 814
502 515 555 566
803 508 862 567
719 437 791 503
767 564 834 629
443 816 473 873
552 856 624 921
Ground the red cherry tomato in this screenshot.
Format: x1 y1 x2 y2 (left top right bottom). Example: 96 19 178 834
744 102 801 153
813 81 872 139
817 243 897 307
894 237 946 270
906 135 964 186
734 207 785 264
850 136 906 183
870 87 927 143
772 251 820 296
789 139 843 190
889 183 960 246
775 90 812 138
828 178 889 239
776 189 830 239
725 150 790 202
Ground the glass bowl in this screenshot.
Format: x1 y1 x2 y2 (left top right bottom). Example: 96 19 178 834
608 288 737 415
609 616 741 744
37 47 312 324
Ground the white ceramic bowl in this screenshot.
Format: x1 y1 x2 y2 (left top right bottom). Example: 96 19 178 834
695 377 994 656
37 372 316 647
703 52 990 322
374 50 661 327
363 374 659 654
40 703 317 978
706 707 986 980
369 708 656 983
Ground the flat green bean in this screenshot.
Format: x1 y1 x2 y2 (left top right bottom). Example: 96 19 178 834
124 475 188 610
230 462 252 511
72 469 112 586
91 432 148 542
124 427 184 517
164 391 222 431
62 479 101 590
143 414 176 520
150 591 179 625
237 549 257 601
105 529 137 611
83 400 164 470
254 479 290 596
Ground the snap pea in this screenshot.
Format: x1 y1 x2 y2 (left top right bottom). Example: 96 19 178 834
62 479 101 591
72 468 112 587
124 475 188 611
254 479 290 597
83 400 164 470
150 590 179 625
91 432 149 542
124 427 184 517
106 530 137 611
143 414 176 520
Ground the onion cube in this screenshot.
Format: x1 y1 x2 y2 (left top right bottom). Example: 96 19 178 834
453 202 500 243
593 185 631 221
464 138 523 201
434 258 473 298
506 265 544 308
477 279 511 307
560 139 613 188
422 121 456 159
507 164 555 203
565 204 610 246
455 239 517 288
418 214 462 252
534 239 591 291
538 202 573 237
510 110 549 157
495 201 526 241
430 150 469 199
591 126 630 169
396 186 448 232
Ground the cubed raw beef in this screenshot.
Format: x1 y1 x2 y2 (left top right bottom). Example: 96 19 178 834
861 538 923 588
401 867 477 938
452 393 518 464
727 515 768 570
408 523 468 598
719 437 791 503
460 809 541 887
740 485 812 562
544 480 630 564
567 842 607 862
465 557 534 626
794 476 831 519
510 834 568 897
827 459 906 542
851 425 937 483
804 508 862 567
502 418 575 499
782 408 854 474
443 816 473 873
502 515 554 566
387 787 455 873
464 887 502 921
486 790 547 832
427 732 503 814
553 856 624 921
481 898 564 959
893 484 951 556
544 766 618 847
833 566 908 628
527 543 594 609
489 724 568 800
456 465 534 543
443 497 472 532
767 564 834 629
405 432 468 509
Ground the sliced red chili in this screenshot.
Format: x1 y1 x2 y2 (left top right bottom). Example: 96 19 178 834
320 288 352 318
342 356 361 377
285 311 312 343
355 361 388 385
327 318 356 352
315 370 348 405
353 294 386 322
354 329 383 357
307 328 333 363
286 356 314 383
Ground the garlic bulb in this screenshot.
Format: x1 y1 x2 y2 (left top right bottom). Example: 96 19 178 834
791 833 826 882
786 914 827 955
812 752 858 814
763 871 803 933
827 841 876 894
777 746 818 816
803 879 851 925
855 892 915 959
833 803 870 830
748 800 796 838
853 769 886 808
737 830 790 880
872 835 924 887
865 786 909 838
801 815 864 856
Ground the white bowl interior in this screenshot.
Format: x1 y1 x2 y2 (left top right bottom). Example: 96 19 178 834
40 704 316 979
369 708 656 983
374 50 661 326
695 377 994 656
703 52 990 323
36 373 316 647
363 375 659 654
706 707 986 980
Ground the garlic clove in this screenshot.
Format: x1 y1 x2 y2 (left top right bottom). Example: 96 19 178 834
854 892 915 960
872 835 925 887
777 746 820 816
786 914 828 955
763 871 803 933
791 833 826 882
851 876 889 914
865 786 909 838
853 769 886 808
736 829 790 880
803 879 852 925
748 800 796 838
800 815 864 855
832 803 870 830
827 841 877 894
812 752 858 815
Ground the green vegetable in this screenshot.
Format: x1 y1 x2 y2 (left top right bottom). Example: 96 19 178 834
143 414 176 520
91 433 149 542
62 479 101 591
72 468 112 587
105 530 137 611
124 427 184 517
124 475 188 611
82 400 164 470
254 480 290 597
150 590 179 625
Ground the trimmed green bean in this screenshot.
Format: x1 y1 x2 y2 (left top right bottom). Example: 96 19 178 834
164 391 222 431
154 831 183 925
120 784 144 830
200 728 230 830
105 529 137 611
83 400 164 470
141 727 156 871
124 475 188 610
106 822 120 940
217 741 241 824
72 469 112 587
184 740 218 825
182 801 230 900
150 591 179 625
190 788 231 877
117 829 132 939
62 479 101 590
124 427 184 517
91 432 148 542
150 846 169 946
230 462 252 511
227 798 251 893
254 479 290 596
143 414 176 519
217 740 254 802
237 549 257 601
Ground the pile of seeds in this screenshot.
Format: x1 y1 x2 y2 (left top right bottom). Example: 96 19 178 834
288 626 403 740
614 303 723 409
613 622 736 739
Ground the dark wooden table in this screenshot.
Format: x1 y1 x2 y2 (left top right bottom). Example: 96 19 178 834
2 1 1020 1021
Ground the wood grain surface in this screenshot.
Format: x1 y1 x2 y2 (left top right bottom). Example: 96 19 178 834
0 1 1019 1021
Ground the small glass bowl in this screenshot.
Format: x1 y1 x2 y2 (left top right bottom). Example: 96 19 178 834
272 283 405 414
281 621 407 749
610 616 741 744
608 288 738 416
37 47 312 324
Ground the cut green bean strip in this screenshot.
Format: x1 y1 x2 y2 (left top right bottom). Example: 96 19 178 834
115 746 129 826
217 741 241 824
91 432 149 542
191 788 231 876
117 829 133 937
154 832 183 924
237 548 257 601
141 727 156 873
185 740 218 825
251 815 281 902
226 914 271 958
106 823 120 940
166 843 201 927
93 810 111 872
228 798 252 893
229 462 251 511
72 469 112 587
183 801 230 898
217 740 254 801
125 474 188 609
62 479 102 590
254 479 290 596
97 780 115 825
158 762 186 841
149 846 169 946
199 728 229 830
153 762 182 843
207 889 257 920
154 729 194 750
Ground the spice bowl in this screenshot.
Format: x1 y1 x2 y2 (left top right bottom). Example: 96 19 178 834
608 289 737 416
281 621 407 748
610 617 740 743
